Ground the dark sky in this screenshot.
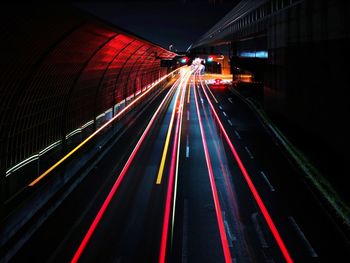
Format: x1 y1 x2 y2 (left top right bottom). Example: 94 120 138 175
74 1 239 51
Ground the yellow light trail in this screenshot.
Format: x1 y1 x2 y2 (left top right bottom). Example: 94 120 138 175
156 69 190 184
29 67 184 187
159 68 192 263
155 93 179 184
187 80 191 104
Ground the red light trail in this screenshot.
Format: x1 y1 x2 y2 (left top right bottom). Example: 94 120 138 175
194 76 233 263
70 77 181 263
29 68 184 187
198 74 293 263
159 68 190 263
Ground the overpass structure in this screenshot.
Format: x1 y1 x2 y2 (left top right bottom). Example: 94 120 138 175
1 2 350 263
191 0 350 203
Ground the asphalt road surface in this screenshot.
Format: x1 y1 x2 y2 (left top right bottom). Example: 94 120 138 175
9 67 350 263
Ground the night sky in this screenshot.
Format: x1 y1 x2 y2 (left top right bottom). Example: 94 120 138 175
74 0 239 52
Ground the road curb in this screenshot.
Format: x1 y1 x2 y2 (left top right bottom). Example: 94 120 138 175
229 86 350 229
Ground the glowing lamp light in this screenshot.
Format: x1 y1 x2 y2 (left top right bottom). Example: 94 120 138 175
207 56 213 62
215 78 223 84
181 57 188 63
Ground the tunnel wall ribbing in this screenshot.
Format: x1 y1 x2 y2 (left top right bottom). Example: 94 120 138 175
0 4 175 200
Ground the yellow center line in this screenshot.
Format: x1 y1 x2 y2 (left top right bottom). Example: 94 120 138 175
29 67 184 187
156 72 187 184
187 81 191 104
156 105 177 184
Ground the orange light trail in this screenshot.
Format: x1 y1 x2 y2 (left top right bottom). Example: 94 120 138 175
187 80 191 103
29 67 184 187
70 77 180 263
156 75 186 184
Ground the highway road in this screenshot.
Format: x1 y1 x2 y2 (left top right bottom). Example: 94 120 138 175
9 67 350 263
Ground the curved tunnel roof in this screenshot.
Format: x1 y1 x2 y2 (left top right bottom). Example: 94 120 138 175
0 4 176 193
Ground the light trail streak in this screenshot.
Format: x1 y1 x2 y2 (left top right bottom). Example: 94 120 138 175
199 78 293 263
194 78 232 263
202 76 219 104
70 77 180 263
171 70 190 248
187 79 191 104
159 69 190 263
29 67 184 187
197 78 242 223
156 74 186 184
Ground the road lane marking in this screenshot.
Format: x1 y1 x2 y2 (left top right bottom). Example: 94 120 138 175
244 146 254 159
204 81 219 104
224 219 234 247
194 80 232 263
222 211 235 247
260 171 275 192
197 75 218 104
288 216 318 258
199 81 293 263
29 68 184 187
219 105 223 110
187 110 189 121
252 212 269 248
182 199 189 263
223 111 227 117
234 130 241 139
186 135 190 158
70 71 182 263
228 98 233 104
228 120 233 126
